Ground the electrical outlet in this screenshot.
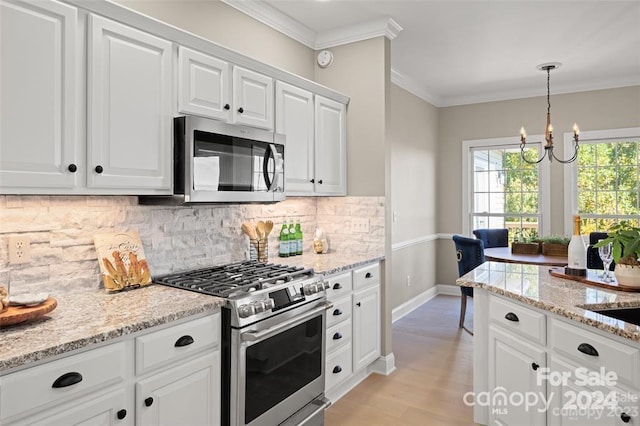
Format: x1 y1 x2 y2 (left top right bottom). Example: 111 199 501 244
9 235 31 264
406 275 411 286
351 218 370 233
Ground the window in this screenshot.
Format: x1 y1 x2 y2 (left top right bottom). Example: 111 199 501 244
567 127 640 234
462 136 550 239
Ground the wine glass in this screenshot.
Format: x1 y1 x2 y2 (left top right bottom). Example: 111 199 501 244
598 243 613 282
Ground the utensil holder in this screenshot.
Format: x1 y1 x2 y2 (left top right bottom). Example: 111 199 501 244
249 238 268 263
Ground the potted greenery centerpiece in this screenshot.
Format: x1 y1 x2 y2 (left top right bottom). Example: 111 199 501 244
594 221 640 287
539 234 571 257
511 229 541 254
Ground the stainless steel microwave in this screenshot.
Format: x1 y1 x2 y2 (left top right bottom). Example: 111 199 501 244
169 116 285 203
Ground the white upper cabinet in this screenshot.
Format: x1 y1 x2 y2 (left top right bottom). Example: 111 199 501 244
178 46 231 122
232 66 274 130
177 50 274 130
0 0 78 191
315 96 347 195
87 15 172 192
275 81 315 194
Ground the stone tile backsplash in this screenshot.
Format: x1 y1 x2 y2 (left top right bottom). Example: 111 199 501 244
0 196 384 295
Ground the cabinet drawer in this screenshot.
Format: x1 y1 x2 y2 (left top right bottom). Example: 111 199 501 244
353 263 380 290
325 272 352 300
326 343 352 391
489 296 546 345
326 319 351 354
136 314 219 375
0 342 128 421
549 318 640 388
326 296 351 328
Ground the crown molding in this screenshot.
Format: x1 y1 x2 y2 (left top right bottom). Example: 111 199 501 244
220 0 316 48
391 69 442 107
315 17 403 49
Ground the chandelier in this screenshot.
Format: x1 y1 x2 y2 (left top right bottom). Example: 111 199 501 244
520 63 580 164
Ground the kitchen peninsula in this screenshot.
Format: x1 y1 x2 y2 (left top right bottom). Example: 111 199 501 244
458 262 640 426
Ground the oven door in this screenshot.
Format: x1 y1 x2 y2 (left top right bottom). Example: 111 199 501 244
230 302 327 426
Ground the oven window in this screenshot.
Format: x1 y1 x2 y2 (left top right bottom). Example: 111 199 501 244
245 315 322 424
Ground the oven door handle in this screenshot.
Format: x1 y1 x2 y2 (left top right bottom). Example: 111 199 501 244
241 302 333 342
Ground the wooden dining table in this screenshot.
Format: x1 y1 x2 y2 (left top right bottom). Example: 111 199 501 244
484 246 568 267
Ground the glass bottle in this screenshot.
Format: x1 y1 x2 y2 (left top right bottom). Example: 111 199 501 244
295 219 303 255
288 218 297 256
567 215 587 275
279 220 289 257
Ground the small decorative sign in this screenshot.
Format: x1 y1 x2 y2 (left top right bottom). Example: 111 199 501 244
94 231 152 292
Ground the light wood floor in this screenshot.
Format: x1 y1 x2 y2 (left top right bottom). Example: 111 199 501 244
325 294 476 425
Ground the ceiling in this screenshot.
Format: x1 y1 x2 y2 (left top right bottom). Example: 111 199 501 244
224 0 640 107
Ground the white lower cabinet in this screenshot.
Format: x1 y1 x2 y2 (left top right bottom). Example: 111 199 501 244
488 325 546 426
478 293 640 426
0 312 220 425
137 352 220 426
324 262 381 399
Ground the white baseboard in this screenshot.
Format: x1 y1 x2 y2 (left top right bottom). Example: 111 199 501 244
391 284 460 322
371 352 396 376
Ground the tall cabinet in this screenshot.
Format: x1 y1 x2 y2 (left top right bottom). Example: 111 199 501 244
0 0 79 189
87 15 172 191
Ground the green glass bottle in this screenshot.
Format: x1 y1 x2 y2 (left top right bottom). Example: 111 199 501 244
279 220 289 257
288 218 297 256
295 219 303 255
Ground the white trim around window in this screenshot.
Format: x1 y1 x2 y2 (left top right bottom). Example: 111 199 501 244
563 127 640 234
462 135 550 236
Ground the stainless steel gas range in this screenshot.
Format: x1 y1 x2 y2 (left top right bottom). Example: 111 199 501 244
155 261 331 426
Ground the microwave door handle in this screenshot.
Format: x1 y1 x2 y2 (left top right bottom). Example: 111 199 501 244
262 144 282 192
262 144 273 190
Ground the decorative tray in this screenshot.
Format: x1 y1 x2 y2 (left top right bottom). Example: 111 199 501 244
549 267 640 293
0 297 57 327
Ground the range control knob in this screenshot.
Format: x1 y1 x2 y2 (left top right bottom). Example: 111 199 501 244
263 298 275 310
238 304 255 318
302 283 317 295
252 301 265 314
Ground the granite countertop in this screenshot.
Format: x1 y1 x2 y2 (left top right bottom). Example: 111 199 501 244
457 261 640 342
269 250 385 275
0 285 225 373
0 252 383 374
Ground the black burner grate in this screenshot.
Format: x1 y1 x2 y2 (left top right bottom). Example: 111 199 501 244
154 260 312 298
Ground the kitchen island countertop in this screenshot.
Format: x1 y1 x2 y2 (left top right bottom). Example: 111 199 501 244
457 261 640 342
0 285 225 373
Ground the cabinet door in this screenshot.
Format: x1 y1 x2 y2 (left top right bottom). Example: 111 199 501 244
548 355 639 426
275 81 314 194
9 389 134 426
0 0 78 191
232 66 273 130
88 14 172 192
178 46 231 122
488 325 547 426
137 351 220 426
314 96 346 195
352 284 380 371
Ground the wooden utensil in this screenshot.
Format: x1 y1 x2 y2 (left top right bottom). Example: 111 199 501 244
256 221 266 240
264 220 274 237
241 222 257 240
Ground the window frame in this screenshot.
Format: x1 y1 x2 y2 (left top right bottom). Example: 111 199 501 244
564 127 640 234
462 135 551 237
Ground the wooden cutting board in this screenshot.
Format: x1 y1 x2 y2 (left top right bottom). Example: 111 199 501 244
549 268 640 292
0 297 57 327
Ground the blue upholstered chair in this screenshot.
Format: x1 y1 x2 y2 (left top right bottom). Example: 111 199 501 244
453 235 485 335
587 231 615 271
472 228 509 248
